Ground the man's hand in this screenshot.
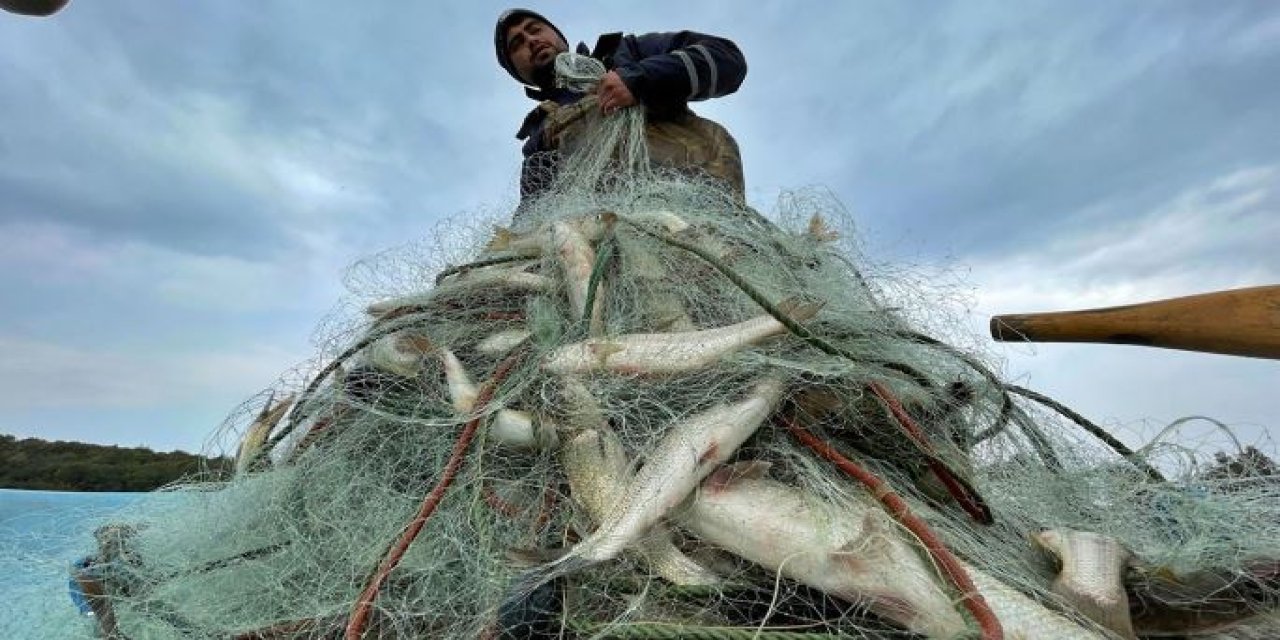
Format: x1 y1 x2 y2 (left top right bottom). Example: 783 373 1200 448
597 71 637 115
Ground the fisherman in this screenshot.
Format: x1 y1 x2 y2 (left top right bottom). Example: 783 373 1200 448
495 9 748 207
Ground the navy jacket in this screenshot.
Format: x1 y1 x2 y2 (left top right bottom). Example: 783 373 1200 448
516 30 747 198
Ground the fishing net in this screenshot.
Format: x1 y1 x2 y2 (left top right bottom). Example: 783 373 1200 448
72 54 1280 639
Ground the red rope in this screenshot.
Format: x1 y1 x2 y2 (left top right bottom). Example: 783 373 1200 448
782 414 1004 640
532 482 559 536
482 482 524 519
344 351 525 640
866 381 992 524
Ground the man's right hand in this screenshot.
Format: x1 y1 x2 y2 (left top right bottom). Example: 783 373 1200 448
597 71 638 115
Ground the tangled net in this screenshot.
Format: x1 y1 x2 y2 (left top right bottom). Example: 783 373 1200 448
76 55 1280 639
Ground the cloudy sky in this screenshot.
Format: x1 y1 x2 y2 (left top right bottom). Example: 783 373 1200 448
1 1 1277 457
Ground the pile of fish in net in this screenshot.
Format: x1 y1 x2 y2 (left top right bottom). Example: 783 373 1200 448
73 57 1280 639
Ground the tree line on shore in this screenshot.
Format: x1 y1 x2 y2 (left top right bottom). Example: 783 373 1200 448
2 432 1273 494
0 434 230 492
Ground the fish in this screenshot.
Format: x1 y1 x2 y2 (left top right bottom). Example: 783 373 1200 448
490 409 557 450
678 461 968 638
544 299 822 375
624 209 691 234
439 346 479 413
558 376 610 428
366 332 430 378
494 574 564 639
486 226 545 256
561 428 720 586
235 393 296 474
486 212 613 255
435 260 552 294
524 379 784 574
680 463 1106 639
501 380 784 619
962 561 1105 639
548 219 606 334
807 214 840 243
440 345 553 450
364 297 429 322
365 261 550 320
1033 529 1136 639
477 329 533 356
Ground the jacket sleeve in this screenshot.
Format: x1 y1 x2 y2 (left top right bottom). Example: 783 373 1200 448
611 31 747 112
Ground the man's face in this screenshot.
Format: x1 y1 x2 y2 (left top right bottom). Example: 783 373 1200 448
504 17 567 85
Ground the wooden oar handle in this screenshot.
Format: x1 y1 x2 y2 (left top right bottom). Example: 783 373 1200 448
990 285 1280 360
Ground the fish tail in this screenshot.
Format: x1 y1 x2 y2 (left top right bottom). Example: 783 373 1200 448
487 226 514 251
495 571 566 639
496 555 592 636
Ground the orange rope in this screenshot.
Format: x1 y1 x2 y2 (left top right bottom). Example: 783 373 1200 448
532 482 559 537
867 381 992 524
344 351 525 640
782 414 1004 640
482 482 524 518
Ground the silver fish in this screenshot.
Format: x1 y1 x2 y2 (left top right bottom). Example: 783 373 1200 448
549 379 785 568
440 345 553 450
1033 529 1136 639
963 561 1105 639
365 262 551 320
679 462 967 638
235 393 296 474
807 214 840 243
681 463 1105 639
490 409 557 450
544 299 821 375
562 429 719 586
549 219 606 334
623 209 690 234
366 332 428 377
439 346 479 413
486 214 612 256
435 259 551 293
477 329 532 356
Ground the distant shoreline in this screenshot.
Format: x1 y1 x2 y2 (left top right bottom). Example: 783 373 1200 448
1 434 229 492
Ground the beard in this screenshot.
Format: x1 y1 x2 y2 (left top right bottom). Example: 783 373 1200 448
529 58 557 91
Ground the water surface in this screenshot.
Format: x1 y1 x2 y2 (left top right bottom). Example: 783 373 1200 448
0 489 142 639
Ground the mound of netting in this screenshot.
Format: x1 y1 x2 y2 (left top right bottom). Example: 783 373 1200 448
75 57 1280 640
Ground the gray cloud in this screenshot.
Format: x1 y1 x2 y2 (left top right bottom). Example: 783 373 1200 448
723 2 1280 259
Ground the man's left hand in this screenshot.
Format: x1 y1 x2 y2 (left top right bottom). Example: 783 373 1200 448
597 71 637 115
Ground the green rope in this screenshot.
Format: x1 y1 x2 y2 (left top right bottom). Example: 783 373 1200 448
908 327 1059 471
896 329 1018 456
433 252 536 285
1007 402 1064 472
568 619 848 640
970 398 1014 448
581 234 616 334
1006 384 1166 482
618 216 999 520
256 310 437 461
618 217 931 388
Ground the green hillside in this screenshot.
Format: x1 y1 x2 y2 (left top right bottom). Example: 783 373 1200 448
0 434 229 491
